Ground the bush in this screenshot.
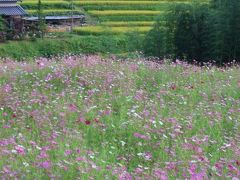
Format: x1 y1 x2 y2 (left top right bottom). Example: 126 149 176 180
143 21 166 59
0 35 140 60
0 16 7 42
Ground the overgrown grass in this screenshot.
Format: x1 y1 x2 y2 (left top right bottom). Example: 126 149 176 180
88 10 163 16
97 15 161 21
0 34 144 59
82 4 172 11
102 21 155 26
0 56 239 179
73 25 152 35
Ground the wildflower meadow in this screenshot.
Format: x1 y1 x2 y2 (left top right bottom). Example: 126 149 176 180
0 55 239 179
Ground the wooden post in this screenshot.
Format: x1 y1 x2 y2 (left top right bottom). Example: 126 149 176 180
70 0 74 32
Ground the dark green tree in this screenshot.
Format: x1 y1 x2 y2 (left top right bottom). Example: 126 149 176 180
144 3 210 62
143 21 167 58
166 3 211 61
208 0 240 62
144 0 240 63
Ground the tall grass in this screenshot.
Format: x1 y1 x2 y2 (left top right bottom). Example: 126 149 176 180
73 25 152 35
88 10 163 16
0 56 239 179
0 35 143 59
102 21 155 26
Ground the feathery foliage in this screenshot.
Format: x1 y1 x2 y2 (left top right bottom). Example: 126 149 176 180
144 0 240 64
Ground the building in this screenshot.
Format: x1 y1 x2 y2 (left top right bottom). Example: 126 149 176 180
23 15 85 26
0 0 27 34
23 15 86 33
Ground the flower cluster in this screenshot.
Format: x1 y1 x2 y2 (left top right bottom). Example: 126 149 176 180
0 55 239 179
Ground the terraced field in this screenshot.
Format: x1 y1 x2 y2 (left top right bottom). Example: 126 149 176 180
21 0 208 35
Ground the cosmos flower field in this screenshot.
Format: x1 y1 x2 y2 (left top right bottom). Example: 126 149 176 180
0 55 239 179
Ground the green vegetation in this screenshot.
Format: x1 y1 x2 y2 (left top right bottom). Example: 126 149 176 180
0 16 6 42
73 26 151 35
0 56 239 179
0 34 143 59
1 0 238 62
1 1 240 179
144 0 240 63
21 0 208 36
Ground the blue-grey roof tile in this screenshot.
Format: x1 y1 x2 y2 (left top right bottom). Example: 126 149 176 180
0 0 20 2
0 6 26 16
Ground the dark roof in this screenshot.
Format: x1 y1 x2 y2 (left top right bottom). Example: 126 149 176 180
23 15 84 21
0 6 26 16
0 0 20 2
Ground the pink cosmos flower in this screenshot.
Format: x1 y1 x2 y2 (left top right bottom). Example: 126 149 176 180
143 152 152 161
38 151 49 159
64 150 73 156
15 145 25 155
39 161 51 169
76 157 84 161
154 169 168 180
188 163 197 175
119 171 133 180
2 125 11 129
130 64 138 71
68 104 78 112
76 149 81 154
134 167 143 174
76 117 85 123
3 84 12 93
190 171 206 180
45 73 53 82
133 133 151 140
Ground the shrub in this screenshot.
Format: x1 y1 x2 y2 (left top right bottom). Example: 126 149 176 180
0 35 141 60
0 16 7 42
143 21 166 59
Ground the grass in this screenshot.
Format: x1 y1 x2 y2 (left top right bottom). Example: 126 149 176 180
88 10 163 16
97 15 161 21
102 21 155 26
81 4 176 11
27 9 83 16
0 34 144 59
75 1 179 5
73 25 152 35
22 1 67 4
0 56 239 179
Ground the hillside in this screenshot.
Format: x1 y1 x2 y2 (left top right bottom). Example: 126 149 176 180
21 0 209 35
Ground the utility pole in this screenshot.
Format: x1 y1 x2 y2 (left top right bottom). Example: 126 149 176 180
70 0 74 32
37 0 46 38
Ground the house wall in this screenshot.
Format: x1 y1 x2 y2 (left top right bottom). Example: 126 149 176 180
3 16 24 38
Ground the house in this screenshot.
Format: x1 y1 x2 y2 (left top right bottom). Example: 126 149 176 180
23 15 86 26
23 15 86 33
0 0 27 34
